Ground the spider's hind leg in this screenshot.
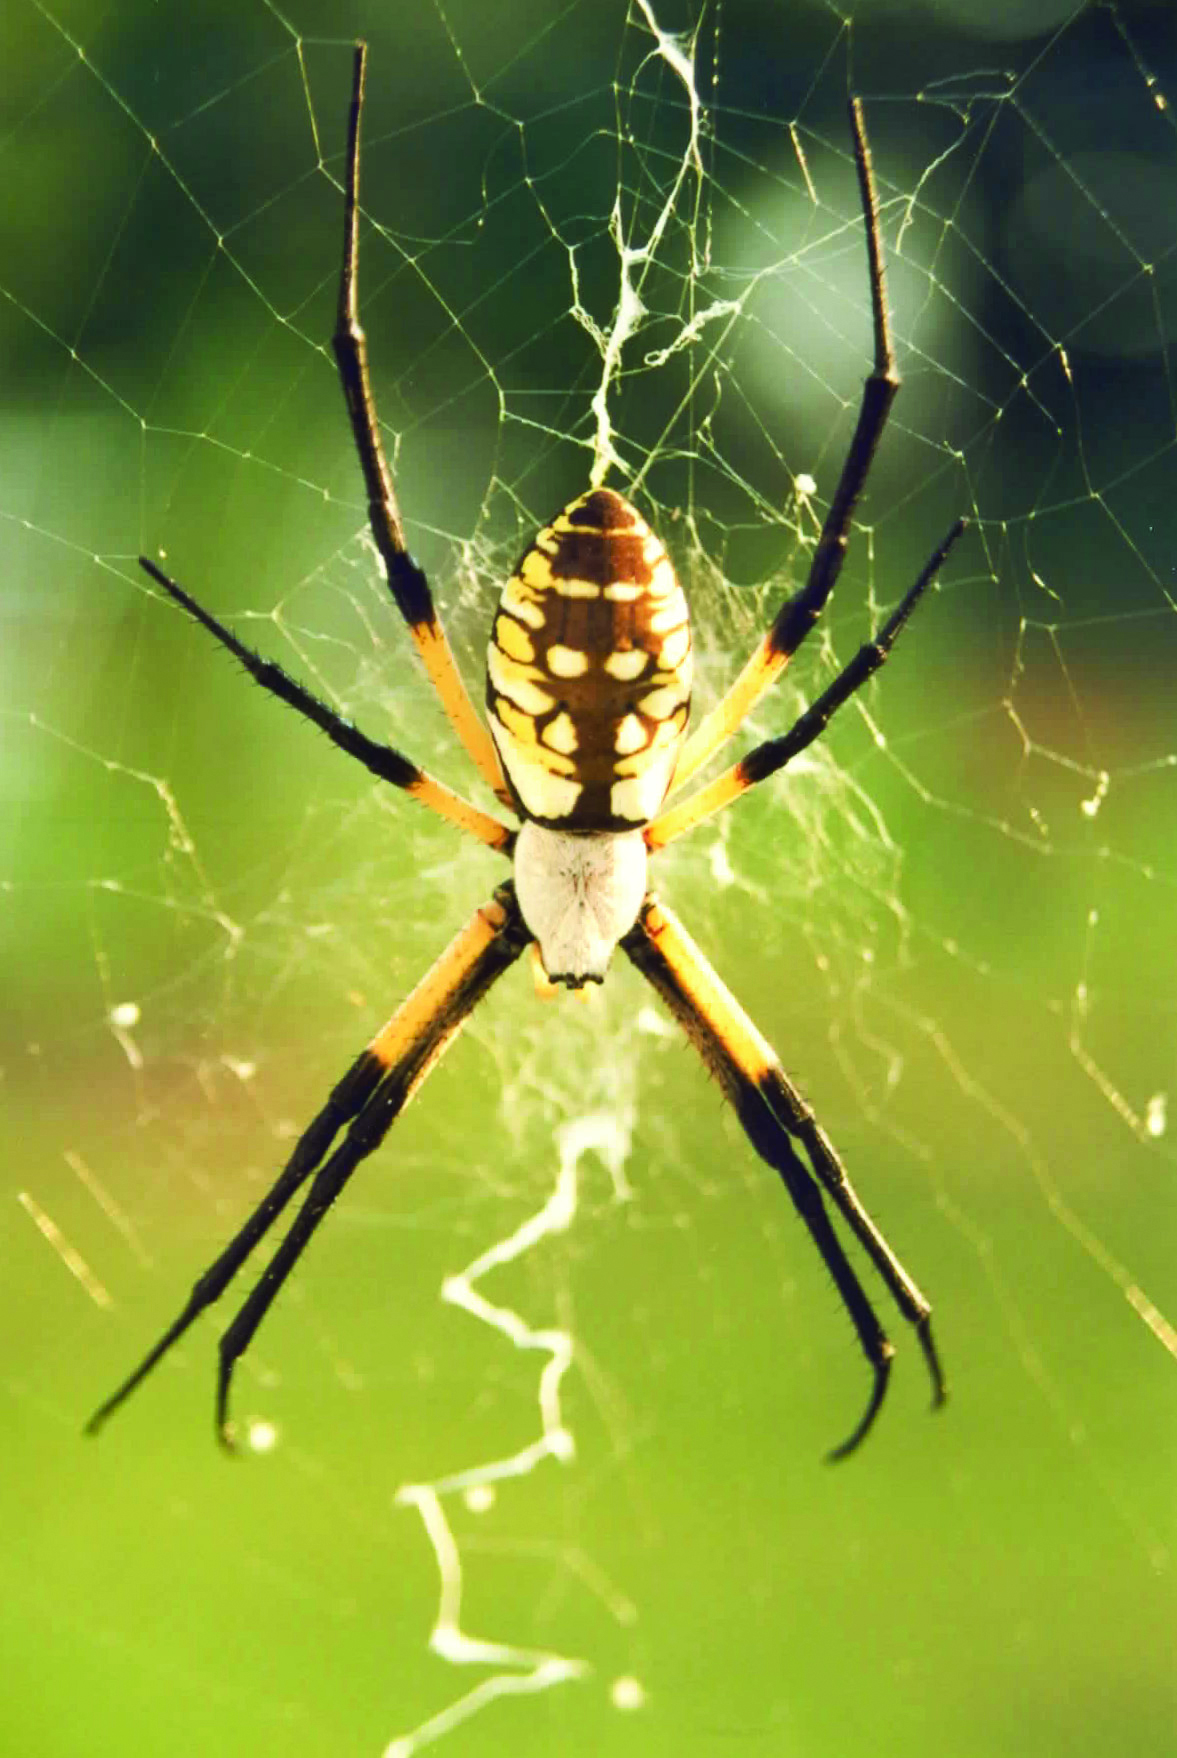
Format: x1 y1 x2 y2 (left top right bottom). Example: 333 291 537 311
670 97 901 794
646 517 965 852
332 42 509 806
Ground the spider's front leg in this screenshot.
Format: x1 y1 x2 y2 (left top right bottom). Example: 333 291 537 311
87 884 532 1447
622 896 946 1459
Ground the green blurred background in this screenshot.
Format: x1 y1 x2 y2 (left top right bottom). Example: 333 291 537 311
3 1 1175 1754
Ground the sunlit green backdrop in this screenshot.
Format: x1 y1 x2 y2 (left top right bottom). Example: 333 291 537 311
4 2 1175 1755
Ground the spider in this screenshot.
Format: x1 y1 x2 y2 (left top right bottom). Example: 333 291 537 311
87 43 964 1461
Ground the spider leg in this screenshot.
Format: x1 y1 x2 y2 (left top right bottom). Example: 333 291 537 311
671 98 902 794
140 557 514 854
86 883 531 1446
645 517 965 850
333 43 510 808
621 894 945 1460
84 1050 381 1437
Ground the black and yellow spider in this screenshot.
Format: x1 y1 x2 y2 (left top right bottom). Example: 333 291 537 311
88 44 963 1460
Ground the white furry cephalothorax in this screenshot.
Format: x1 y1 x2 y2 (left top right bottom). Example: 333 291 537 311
512 821 648 985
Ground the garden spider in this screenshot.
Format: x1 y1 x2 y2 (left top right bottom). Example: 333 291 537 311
88 43 964 1460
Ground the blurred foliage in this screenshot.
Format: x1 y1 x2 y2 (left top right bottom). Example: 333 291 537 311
3 2 1175 1756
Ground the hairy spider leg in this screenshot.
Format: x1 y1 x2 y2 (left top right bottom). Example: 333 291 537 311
670 98 903 794
139 558 513 854
84 1050 383 1438
333 42 511 808
622 896 946 1460
645 517 966 850
86 886 531 1445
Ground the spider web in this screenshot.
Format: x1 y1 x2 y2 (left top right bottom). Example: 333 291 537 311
4 1 1176 1754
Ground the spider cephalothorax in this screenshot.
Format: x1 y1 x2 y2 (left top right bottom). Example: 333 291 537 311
88 42 964 1460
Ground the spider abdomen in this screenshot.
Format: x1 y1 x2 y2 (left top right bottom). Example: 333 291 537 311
486 488 692 830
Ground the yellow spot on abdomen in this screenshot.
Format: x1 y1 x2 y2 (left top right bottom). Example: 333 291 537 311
604 649 649 682
639 684 683 720
502 578 546 628
615 714 647 756
542 712 579 755
487 645 555 717
495 615 535 663
547 644 589 678
659 625 690 669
